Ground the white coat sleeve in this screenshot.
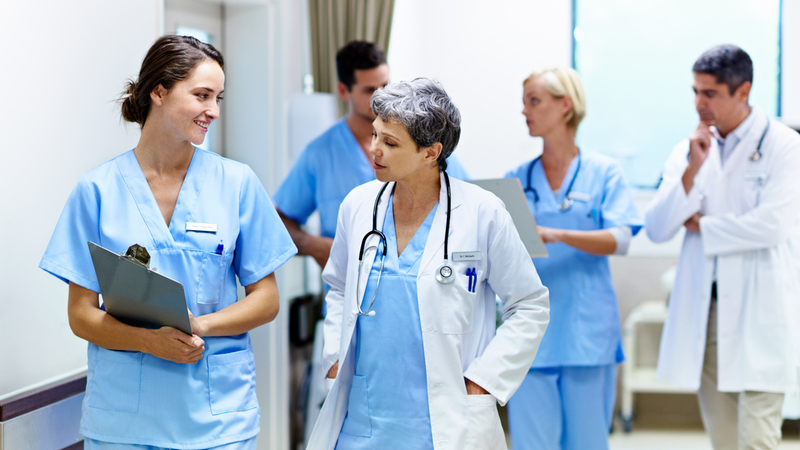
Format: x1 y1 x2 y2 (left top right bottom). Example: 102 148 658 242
463 207 550 406
700 138 800 255
320 199 350 377
645 140 703 243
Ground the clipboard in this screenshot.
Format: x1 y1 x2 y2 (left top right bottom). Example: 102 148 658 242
88 242 192 335
468 178 548 258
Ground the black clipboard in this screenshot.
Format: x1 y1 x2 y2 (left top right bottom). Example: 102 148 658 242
88 242 192 335
468 178 548 257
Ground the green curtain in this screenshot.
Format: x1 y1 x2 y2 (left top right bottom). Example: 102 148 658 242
309 0 395 97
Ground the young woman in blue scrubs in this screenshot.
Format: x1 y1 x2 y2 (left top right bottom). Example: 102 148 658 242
39 35 296 449
504 68 643 450
306 79 550 450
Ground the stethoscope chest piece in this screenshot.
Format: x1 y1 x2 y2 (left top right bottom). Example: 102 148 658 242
558 198 574 211
436 263 455 284
749 151 762 162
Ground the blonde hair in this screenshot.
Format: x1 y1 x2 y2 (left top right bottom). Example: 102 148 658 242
524 67 586 133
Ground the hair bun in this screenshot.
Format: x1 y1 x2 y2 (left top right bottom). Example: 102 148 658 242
120 80 143 125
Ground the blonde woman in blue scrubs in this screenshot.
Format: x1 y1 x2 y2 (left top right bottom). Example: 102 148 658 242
39 35 296 449
505 67 643 450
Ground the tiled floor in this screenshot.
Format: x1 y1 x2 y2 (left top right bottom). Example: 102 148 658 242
608 428 800 450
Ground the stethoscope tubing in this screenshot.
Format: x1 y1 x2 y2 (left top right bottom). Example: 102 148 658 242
355 171 453 316
524 153 582 211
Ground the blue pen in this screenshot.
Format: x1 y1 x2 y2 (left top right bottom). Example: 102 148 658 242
587 208 599 224
215 240 224 255
471 268 476 292
466 268 473 292
468 267 477 292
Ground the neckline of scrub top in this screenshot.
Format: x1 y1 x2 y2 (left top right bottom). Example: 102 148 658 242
381 192 439 276
533 153 581 208
117 148 208 249
336 119 373 168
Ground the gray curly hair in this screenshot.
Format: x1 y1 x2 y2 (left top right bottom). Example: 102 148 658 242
370 78 461 170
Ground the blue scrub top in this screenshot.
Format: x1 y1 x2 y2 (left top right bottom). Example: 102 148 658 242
505 152 643 367
336 193 436 449
40 149 297 448
273 119 470 239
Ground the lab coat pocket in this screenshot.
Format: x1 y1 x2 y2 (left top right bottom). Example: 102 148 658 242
207 350 258 415
741 172 768 211
465 394 506 449
196 252 231 305
341 375 372 437
442 265 483 334
88 350 143 413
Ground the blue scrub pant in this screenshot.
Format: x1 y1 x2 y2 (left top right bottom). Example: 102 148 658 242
84 436 257 450
507 364 616 450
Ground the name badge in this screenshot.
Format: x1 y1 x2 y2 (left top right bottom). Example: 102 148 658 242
452 251 482 261
186 222 218 233
744 172 768 183
567 192 591 202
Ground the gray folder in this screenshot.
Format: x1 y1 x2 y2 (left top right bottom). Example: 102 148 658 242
88 242 192 335
468 178 547 258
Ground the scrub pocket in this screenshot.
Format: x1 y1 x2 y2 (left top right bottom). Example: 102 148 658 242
87 350 143 413
196 252 231 305
208 350 258 415
465 394 505 449
341 375 372 437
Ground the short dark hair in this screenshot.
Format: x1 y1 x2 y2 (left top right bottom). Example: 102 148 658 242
336 41 386 90
692 45 753 95
121 35 224 127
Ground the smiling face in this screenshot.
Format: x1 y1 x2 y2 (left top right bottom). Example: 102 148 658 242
692 72 751 135
369 116 439 183
521 75 572 138
151 60 225 146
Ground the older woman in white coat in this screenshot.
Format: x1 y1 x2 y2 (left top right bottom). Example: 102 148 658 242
306 78 550 450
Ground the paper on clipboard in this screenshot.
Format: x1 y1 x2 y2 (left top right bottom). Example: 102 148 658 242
88 241 192 335
468 178 547 258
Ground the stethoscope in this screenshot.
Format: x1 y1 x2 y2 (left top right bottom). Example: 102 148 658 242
747 120 770 162
354 171 454 317
524 153 582 211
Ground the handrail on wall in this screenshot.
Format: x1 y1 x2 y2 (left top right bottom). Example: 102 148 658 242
0 372 86 422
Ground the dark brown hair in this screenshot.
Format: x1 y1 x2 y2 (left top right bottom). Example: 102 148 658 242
120 35 224 127
336 40 386 90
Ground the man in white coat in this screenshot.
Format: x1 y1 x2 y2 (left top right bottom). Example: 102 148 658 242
646 45 800 449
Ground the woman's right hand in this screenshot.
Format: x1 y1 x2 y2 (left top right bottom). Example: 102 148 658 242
144 327 205 364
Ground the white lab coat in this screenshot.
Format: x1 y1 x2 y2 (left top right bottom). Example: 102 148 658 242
645 106 800 392
306 173 550 450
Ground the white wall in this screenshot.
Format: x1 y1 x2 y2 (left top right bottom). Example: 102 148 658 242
388 0 572 179
0 0 163 396
224 1 309 449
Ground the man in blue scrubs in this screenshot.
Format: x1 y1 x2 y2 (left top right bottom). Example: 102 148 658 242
273 41 469 269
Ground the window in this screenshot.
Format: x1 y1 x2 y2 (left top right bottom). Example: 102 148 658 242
573 0 781 187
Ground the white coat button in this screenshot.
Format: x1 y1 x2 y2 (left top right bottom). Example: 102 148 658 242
348 317 354 325
427 326 436 333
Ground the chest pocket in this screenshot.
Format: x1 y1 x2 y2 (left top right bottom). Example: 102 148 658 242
740 171 768 211
437 261 485 334
196 251 233 305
